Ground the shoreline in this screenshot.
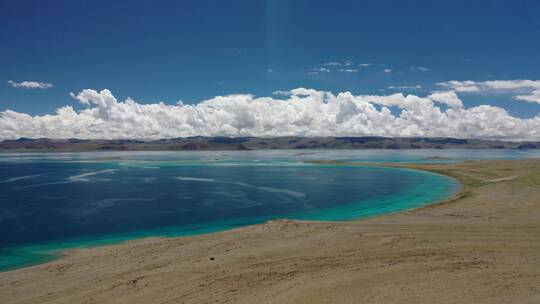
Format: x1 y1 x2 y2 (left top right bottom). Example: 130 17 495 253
305 160 467 210
1 159 539 303
0 162 459 273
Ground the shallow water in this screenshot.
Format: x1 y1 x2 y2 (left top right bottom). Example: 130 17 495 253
2 149 533 271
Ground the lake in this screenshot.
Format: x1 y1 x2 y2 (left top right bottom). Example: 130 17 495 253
2 149 538 270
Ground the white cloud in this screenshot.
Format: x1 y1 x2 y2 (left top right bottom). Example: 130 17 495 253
313 67 331 73
322 62 341 66
388 85 422 90
338 69 358 73
428 91 463 108
384 69 392 73
7 80 53 89
437 80 480 92
410 66 429 72
515 90 540 104
272 90 291 96
323 61 369 67
1 88 540 141
437 79 540 103
437 79 540 92
483 80 540 90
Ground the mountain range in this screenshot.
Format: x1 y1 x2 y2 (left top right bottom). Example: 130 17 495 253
0 137 538 151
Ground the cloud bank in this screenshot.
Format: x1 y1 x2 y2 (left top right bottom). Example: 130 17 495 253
1 88 539 141
7 80 53 89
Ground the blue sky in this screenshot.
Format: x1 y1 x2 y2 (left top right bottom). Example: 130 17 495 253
1 1 540 140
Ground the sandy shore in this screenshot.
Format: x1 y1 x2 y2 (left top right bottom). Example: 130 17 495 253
1 159 539 303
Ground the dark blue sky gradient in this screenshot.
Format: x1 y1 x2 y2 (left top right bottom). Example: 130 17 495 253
1 0 539 117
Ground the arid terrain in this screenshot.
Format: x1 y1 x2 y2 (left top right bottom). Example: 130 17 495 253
1 159 539 303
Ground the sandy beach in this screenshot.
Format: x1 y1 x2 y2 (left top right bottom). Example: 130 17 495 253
0 159 539 304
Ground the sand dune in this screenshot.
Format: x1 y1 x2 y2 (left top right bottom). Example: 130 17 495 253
0 159 539 303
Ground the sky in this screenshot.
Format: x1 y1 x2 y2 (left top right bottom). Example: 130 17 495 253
1 0 540 140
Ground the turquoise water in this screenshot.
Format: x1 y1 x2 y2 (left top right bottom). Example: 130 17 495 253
3 149 522 271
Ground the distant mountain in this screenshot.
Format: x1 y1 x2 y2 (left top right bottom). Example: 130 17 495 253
0 137 538 151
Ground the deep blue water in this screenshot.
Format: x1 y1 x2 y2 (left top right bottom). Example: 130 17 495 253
2 149 535 271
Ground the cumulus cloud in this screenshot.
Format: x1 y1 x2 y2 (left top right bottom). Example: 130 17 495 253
338 69 358 73
437 79 540 104
7 80 53 89
428 91 463 108
384 69 392 73
1 88 540 141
